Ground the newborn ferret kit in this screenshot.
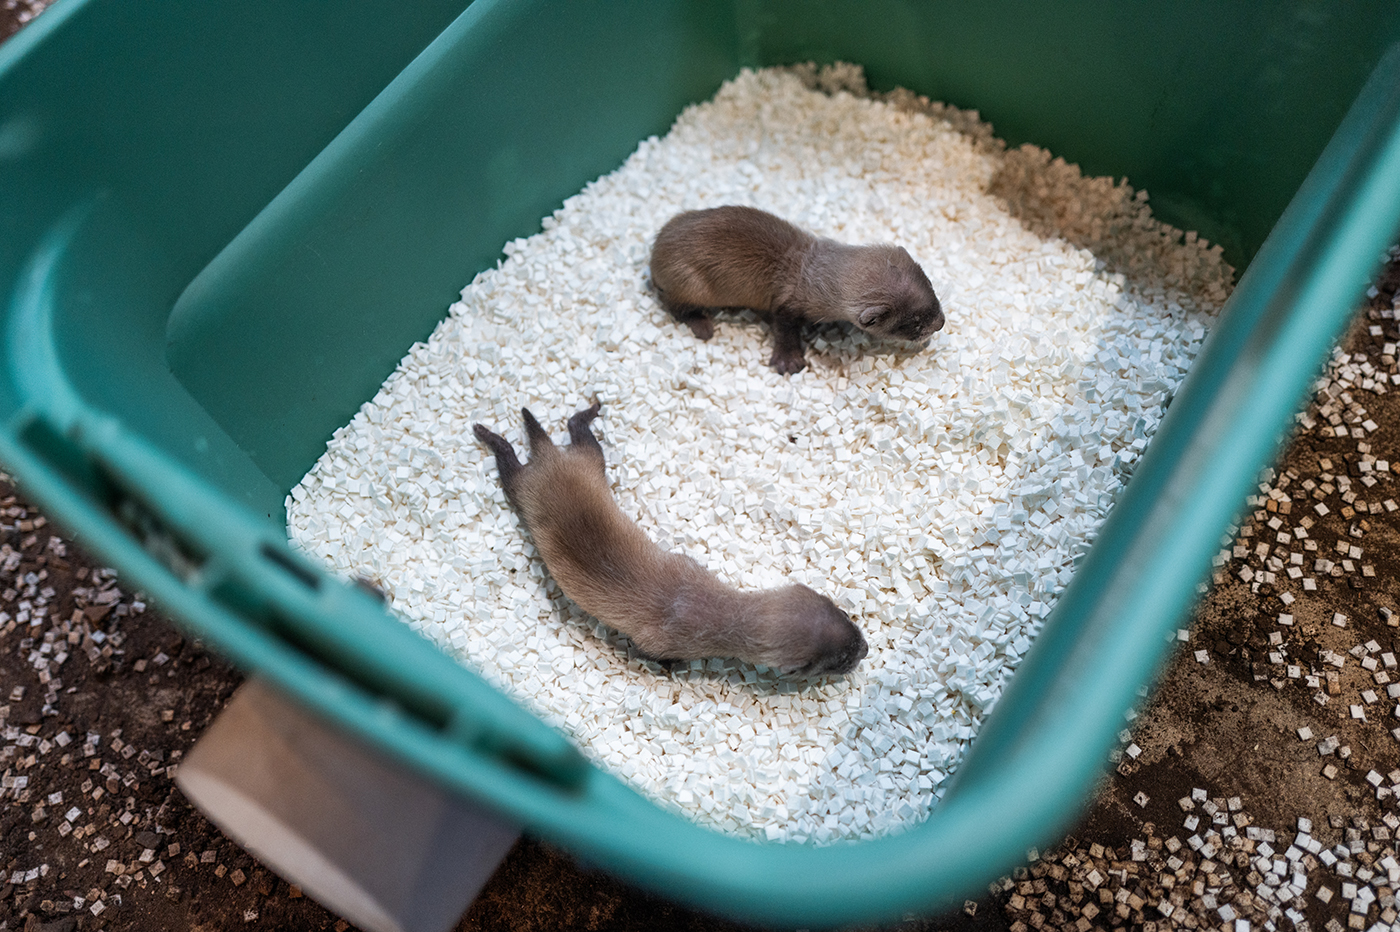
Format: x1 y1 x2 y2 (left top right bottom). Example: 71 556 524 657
288 66 1233 845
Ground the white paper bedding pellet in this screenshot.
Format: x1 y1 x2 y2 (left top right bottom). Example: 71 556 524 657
287 67 1234 845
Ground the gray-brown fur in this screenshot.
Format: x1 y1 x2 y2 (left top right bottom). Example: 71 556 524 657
473 404 867 676
649 205 944 373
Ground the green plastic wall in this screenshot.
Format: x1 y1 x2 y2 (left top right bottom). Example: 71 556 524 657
1 0 472 519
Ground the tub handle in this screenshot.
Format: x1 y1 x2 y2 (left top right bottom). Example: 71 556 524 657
13 408 590 792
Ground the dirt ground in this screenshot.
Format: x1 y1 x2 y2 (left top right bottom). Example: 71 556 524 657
4 8 1400 932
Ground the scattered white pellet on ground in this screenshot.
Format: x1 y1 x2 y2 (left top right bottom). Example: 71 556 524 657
286 66 1231 844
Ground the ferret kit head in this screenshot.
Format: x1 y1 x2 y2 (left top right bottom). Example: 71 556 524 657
844 243 945 345
762 583 870 677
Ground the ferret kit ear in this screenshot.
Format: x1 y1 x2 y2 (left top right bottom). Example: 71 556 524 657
858 305 890 326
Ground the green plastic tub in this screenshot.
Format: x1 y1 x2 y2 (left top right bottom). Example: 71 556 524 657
3 1 1400 925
